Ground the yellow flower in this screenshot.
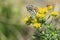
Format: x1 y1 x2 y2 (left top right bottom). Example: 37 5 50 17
36 13 45 20
33 22 41 28
51 11 58 17
43 7 48 14
37 7 48 14
24 15 30 23
31 18 37 23
47 5 53 10
37 7 44 13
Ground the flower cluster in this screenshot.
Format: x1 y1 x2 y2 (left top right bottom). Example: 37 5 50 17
24 5 58 29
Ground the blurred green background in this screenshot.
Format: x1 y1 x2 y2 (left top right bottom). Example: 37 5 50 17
0 0 60 40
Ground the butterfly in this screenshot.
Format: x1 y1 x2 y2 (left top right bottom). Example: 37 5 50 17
26 5 37 19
